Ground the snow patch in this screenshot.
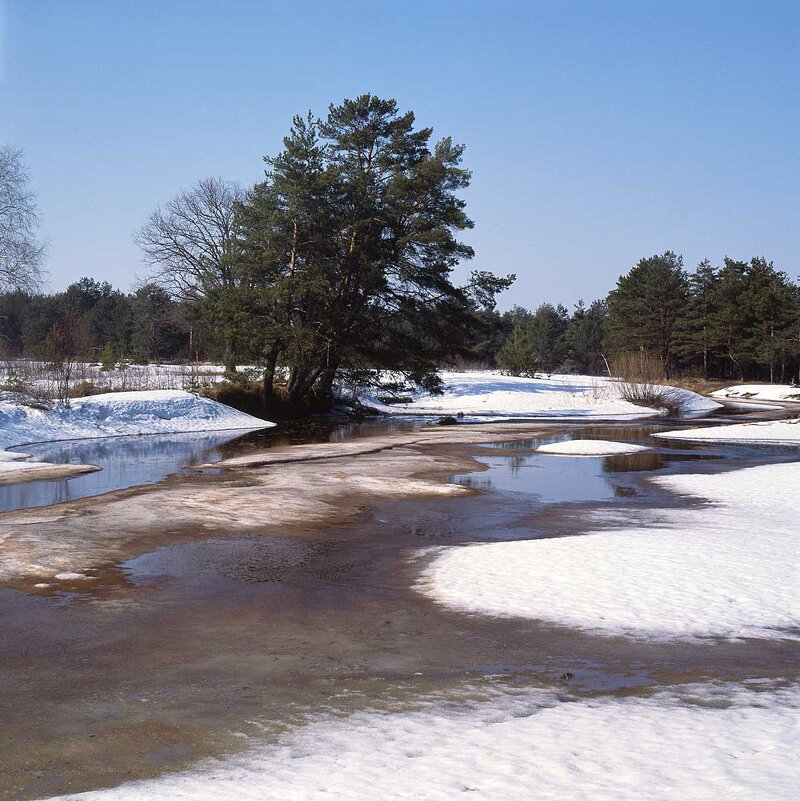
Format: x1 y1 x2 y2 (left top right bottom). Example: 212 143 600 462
655 418 800 446
420 461 800 640
357 371 720 420
41 683 799 801
0 391 274 480
536 439 651 456
712 384 800 403
53 572 95 581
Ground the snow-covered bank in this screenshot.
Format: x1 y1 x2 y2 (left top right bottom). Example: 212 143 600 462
42 682 799 801
421 461 800 640
655 418 800 446
712 383 800 403
357 371 721 419
0 390 273 452
536 439 651 456
0 391 274 485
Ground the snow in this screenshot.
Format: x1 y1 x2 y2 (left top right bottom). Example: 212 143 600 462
421 461 800 640
53 572 94 581
357 371 721 419
0 390 273 484
536 439 651 456
655 418 800 446
42 682 799 801
712 384 800 403
0 390 274 452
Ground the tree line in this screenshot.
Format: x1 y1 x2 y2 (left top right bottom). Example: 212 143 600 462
495 252 799 384
2 97 797 409
3 248 796 388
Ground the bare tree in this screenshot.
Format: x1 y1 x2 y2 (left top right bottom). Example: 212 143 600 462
134 177 243 302
0 147 45 291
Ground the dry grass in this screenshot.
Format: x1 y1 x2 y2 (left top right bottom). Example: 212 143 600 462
609 353 684 415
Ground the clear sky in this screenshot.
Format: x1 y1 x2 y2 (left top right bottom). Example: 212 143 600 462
1 0 798 309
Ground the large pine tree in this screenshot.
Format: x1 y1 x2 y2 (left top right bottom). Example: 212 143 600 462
232 95 512 405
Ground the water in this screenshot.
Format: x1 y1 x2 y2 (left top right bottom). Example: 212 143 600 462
0 419 419 514
457 428 722 503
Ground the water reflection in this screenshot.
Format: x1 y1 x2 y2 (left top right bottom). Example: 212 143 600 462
456 454 621 503
0 432 253 513
461 431 721 503
0 419 423 514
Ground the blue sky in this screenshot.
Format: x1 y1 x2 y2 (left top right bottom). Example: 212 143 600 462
1 0 798 309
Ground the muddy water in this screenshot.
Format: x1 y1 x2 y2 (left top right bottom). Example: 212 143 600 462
1 421 799 800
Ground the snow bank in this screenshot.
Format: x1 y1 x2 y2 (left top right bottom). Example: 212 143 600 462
655 418 800 446
42 683 799 801
421 461 800 640
712 384 800 403
536 439 651 456
357 371 720 419
0 391 274 478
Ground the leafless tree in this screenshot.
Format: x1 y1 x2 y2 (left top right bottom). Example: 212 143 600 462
134 176 244 302
0 147 45 291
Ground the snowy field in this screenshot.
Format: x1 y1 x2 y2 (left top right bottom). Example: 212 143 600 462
43 682 799 801
655 418 800 446
711 383 800 403
0 390 273 483
421 460 800 640
357 371 720 419
0 360 231 396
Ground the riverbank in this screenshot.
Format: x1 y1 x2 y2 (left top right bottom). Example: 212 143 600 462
1 412 797 800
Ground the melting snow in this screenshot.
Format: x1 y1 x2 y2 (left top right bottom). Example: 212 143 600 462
535 439 651 456
421 461 800 640
0 390 274 482
41 683 799 801
655 418 800 446
357 371 720 419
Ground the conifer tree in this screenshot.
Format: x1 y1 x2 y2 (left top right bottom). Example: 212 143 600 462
604 252 687 375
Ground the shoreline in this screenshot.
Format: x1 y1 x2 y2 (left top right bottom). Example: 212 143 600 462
1 415 798 800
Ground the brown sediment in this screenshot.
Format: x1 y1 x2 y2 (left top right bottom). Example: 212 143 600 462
0 423 563 584
1 421 798 800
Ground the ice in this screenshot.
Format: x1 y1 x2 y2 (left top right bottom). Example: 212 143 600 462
420 461 800 640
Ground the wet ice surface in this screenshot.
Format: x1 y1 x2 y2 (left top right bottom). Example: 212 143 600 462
43 682 800 801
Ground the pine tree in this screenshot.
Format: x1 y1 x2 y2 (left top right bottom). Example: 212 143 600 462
234 95 513 406
604 252 688 375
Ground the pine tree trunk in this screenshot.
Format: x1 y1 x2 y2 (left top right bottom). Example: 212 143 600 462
261 345 280 402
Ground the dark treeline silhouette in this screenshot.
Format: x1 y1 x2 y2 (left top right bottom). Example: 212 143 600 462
0 278 206 365
2 251 796 388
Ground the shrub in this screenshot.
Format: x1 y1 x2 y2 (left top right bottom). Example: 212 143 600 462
610 352 683 416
